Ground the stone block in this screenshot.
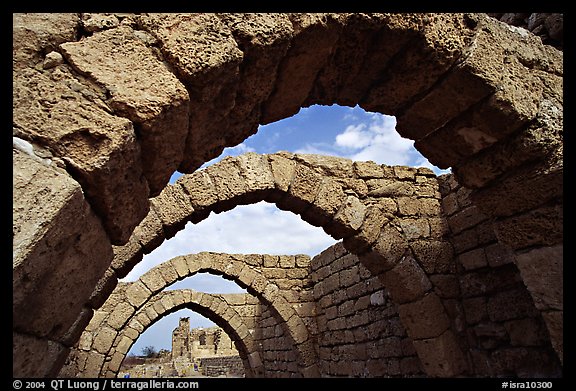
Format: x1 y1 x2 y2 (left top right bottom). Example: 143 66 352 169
380 255 432 304
514 245 562 310
448 205 488 234
398 292 450 340
353 160 384 178
206 157 248 213
302 177 347 227
504 317 548 347
487 288 539 322
410 239 455 274
13 65 148 244
60 25 190 194
13 149 114 341
459 247 488 270
13 13 79 68
179 170 219 222
282 163 322 215
412 329 468 377
125 281 152 309
13 332 70 377
399 218 430 240
441 192 459 216
92 326 118 355
261 14 341 123
150 183 194 239
484 242 515 267
430 274 461 299
107 301 135 330
133 208 165 254
140 268 167 294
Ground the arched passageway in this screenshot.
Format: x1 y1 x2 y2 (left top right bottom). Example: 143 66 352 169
13 13 562 377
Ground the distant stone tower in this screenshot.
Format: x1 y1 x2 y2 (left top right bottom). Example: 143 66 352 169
172 317 190 359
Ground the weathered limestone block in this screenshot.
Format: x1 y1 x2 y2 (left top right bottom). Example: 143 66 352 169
417 18 562 169
137 13 243 172
13 13 79 68
542 310 563 364
412 329 468 377
111 234 144 279
13 68 149 244
107 301 135 330
410 239 455 274
302 177 347 227
487 288 539 322
125 281 152 308
237 266 260 287
380 254 433 304
266 153 296 195
458 247 488 270
206 156 248 213
329 196 367 239
367 179 414 197
13 149 113 342
150 182 194 239
278 163 322 214
398 292 450 340
178 170 219 223
353 160 385 178
236 152 276 198
306 14 408 106
13 332 69 377
215 14 293 144
80 13 120 32
160 293 175 311
132 207 165 253
293 154 354 179
514 245 562 311
453 95 563 189
60 25 190 195
170 255 190 278
261 13 342 124
87 267 118 309
397 197 441 217
494 204 563 250
471 162 563 218
158 261 180 287
343 205 392 253
362 14 475 117
92 326 118 355
140 268 168 294
360 223 409 275
398 218 431 240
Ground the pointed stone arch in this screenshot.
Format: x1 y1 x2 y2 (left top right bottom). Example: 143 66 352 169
67 252 320 377
99 153 464 376
101 290 264 378
13 13 562 377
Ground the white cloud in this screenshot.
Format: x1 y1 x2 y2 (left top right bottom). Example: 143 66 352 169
335 124 373 149
200 143 256 168
123 202 337 283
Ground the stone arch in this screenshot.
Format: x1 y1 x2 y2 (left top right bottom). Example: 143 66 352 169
67 289 264 378
102 290 263 378
13 13 562 377
103 152 462 376
71 252 318 377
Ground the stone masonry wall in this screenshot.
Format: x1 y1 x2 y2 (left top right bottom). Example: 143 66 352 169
14 13 562 377
311 243 424 377
439 174 562 377
199 356 244 377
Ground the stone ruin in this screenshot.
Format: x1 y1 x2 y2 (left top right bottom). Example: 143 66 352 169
13 13 562 378
118 318 242 378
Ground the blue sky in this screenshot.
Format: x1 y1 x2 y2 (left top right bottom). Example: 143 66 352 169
124 104 449 356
